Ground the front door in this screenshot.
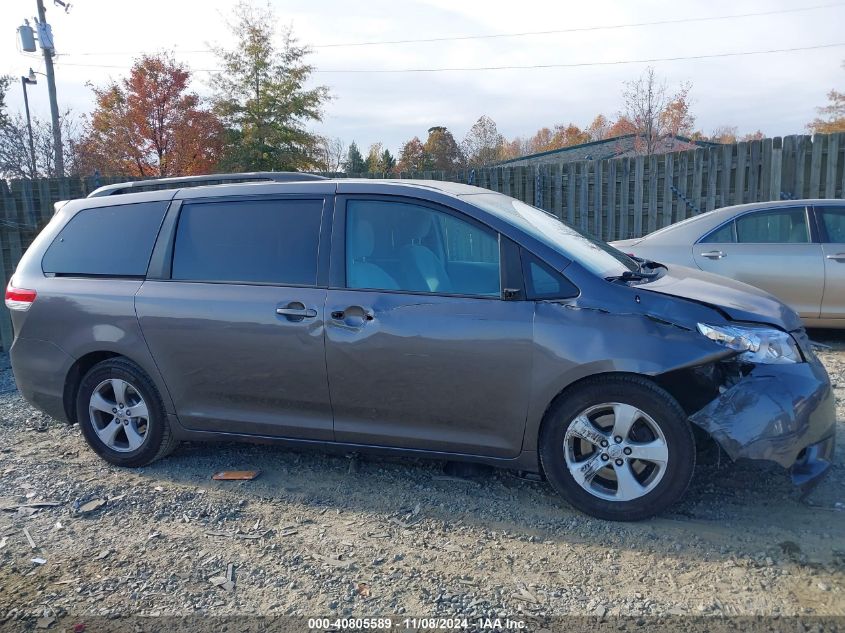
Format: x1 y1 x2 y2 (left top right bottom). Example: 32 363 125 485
692 206 824 319
816 205 845 320
324 197 535 458
136 196 333 439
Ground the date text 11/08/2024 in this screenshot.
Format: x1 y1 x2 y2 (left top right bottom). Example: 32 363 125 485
307 617 528 630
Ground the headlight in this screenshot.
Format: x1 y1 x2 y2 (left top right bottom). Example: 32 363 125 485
697 323 802 364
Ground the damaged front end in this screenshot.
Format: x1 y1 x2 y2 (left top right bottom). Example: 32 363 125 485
684 337 836 492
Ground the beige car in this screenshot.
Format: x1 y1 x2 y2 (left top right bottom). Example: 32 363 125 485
612 200 845 328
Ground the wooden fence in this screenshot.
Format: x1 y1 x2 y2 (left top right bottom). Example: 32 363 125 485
380 133 845 241
1 132 844 351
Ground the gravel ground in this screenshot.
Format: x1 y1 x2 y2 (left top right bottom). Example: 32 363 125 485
0 339 844 629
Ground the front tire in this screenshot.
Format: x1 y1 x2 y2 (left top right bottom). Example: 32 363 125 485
539 375 695 521
76 358 177 467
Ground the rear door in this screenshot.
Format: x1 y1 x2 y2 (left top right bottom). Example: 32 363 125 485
324 196 535 458
692 206 824 319
815 204 845 320
136 195 333 439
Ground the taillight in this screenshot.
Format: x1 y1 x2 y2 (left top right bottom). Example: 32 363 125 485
5 282 37 311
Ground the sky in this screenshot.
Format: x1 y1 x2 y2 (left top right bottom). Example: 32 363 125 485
2 0 844 156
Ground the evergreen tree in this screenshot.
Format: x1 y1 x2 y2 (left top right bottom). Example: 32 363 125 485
344 141 366 174
211 2 330 171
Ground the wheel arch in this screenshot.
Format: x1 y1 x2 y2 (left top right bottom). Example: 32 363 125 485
530 366 718 471
63 350 122 423
534 370 698 520
534 371 656 456
63 349 176 424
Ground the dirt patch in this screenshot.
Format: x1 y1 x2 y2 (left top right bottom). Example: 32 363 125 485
0 349 843 627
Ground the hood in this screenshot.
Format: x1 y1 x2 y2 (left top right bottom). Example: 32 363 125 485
639 264 802 331
609 238 643 251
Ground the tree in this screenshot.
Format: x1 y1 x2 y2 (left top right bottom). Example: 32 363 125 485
211 2 330 171
462 115 505 167
366 142 384 173
313 136 345 173
607 115 637 138
500 137 527 161
550 123 590 148
708 125 738 144
0 109 84 178
381 148 396 174
423 126 463 170
0 76 11 129
344 141 366 173
621 66 693 155
660 92 695 137
0 114 37 178
78 53 223 177
691 126 766 144
524 127 554 154
586 114 611 141
517 123 590 156
397 136 427 172
808 63 845 134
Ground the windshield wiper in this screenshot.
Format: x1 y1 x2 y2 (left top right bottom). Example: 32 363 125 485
606 257 666 283
605 269 660 283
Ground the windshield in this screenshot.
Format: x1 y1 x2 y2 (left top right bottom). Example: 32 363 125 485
465 193 638 277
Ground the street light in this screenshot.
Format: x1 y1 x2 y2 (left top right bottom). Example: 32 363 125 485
21 68 38 177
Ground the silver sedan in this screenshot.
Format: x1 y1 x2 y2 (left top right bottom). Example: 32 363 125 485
612 200 845 328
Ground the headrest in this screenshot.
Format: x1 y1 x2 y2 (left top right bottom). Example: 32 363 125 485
402 208 433 242
349 220 375 260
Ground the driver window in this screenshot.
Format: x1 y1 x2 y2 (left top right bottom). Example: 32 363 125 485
346 200 501 297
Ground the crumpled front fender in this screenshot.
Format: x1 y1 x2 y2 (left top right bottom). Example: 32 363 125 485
688 356 836 469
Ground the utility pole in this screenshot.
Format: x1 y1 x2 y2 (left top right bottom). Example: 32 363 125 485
35 0 64 177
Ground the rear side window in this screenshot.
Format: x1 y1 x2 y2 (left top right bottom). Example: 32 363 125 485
42 202 168 276
700 222 735 243
736 208 808 243
171 198 323 285
818 206 845 242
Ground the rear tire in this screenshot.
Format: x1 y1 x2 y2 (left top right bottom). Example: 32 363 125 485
539 375 695 521
76 358 177 467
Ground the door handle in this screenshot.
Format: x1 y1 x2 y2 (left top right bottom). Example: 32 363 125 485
276 307 317 318
700 250 727 259
275 302 317 321
330 306 374 323
825 253 845 262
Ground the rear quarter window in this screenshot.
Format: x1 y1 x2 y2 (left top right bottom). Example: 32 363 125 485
700 221 735 243
42 202 169 276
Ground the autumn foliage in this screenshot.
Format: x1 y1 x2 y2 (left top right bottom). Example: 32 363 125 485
807 63 845 133
78 54 224 177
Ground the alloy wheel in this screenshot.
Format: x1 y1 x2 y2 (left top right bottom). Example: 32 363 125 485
563 402 668 502
88 378 150 453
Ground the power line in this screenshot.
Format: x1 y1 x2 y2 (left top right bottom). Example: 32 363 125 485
53 42 845 74
55 2 845 56
310 2 845 48
60 48 211 56
315 43 845 73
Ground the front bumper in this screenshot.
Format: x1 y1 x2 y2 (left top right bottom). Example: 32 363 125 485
790 435 835 493
688 353 836 486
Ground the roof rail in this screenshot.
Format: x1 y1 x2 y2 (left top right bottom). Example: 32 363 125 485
86 172 327 198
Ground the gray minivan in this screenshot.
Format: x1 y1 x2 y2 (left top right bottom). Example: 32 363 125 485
5 175 836 520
